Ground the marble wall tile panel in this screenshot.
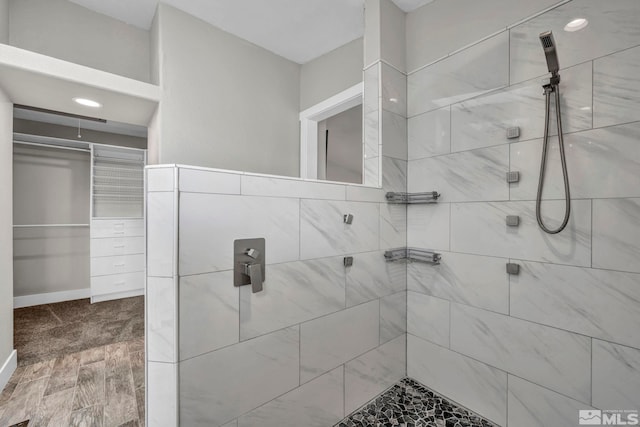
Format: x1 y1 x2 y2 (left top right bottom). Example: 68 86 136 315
408 145 509 202
147 277 177 363
240 175 346 200
407 251 509 314
592 340 640 411
300 200 379 260
507 375 595 427
408 106 451 160
237 367 344 427
450 200 591 266
407 292 450 347
509 0 640 84
179 193 299 275
511 261 640 349
300 301 379 383
408 31 509 117
407 335 507 426
407 203 450 252
380 291 407 344
180 327 299 427
510 123 640 201
346 251 406 307
344 335 406 415
594 44 640 127
592 198 640 274
240 257 345 340
452 61 592 152
450 304 591 403
179 271 239 360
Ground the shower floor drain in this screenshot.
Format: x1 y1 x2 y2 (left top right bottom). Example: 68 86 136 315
336 378 497 427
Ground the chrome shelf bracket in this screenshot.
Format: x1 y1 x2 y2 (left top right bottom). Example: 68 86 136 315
384 247 442 265
385 192 440 204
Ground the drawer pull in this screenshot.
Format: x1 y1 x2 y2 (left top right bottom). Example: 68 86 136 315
114 281 126 287
113 245 126 249
113 231 125 235
114 263 126 267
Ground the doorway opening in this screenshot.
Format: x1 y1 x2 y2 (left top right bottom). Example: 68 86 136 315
0 106 147 427
317 104 363 184
299 83 364 183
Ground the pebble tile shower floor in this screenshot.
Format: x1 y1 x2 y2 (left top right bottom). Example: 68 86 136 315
336 378 497 427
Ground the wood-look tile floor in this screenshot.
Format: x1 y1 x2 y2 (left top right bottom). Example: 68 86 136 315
0 338 145 427
14 297 144 367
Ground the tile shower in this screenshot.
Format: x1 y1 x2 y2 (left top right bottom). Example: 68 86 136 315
406 1 640 426
145 1 640 426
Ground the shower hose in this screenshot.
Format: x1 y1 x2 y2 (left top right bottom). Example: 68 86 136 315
536 83 571 234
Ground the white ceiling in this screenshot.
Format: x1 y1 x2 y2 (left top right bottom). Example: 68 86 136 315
68 0 434 64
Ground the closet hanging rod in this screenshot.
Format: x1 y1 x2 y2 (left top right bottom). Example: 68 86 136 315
13 140 90 153
13 224 90 228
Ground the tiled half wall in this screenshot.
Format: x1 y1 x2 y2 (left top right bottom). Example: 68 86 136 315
146 165 407 427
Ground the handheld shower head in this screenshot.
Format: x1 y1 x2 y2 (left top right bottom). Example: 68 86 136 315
539 31 560 76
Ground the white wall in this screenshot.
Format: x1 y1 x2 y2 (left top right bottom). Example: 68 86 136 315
300 38 363 111
8 0 150 82
0 88 13 374
0 0 8 44
12 145 90 297
155 4 301 177
406 0 560 72
318 104 363 184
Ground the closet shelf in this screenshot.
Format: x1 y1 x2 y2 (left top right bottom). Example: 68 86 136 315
93 165 144 173
13 224 89 228
94 184 144 191
93 194 144 200
94 156 144 164
384 247 441 265
94 176 144 183
385 192 440 204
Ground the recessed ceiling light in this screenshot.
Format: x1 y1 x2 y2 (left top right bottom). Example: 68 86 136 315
73 97 102 108
564 18 588 32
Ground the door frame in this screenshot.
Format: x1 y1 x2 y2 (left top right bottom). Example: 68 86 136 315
299 83 363 180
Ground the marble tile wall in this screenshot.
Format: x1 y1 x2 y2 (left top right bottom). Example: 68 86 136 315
406 1 640 425
146 165 407 427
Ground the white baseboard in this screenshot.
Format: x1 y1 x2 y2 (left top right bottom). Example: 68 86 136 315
0 349 17 392
13 288 91 308
91 288 144 304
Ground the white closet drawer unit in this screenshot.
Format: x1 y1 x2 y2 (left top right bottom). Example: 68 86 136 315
91 271 145 296
91 254 145 277
91 219 144 238
91 236 145 257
